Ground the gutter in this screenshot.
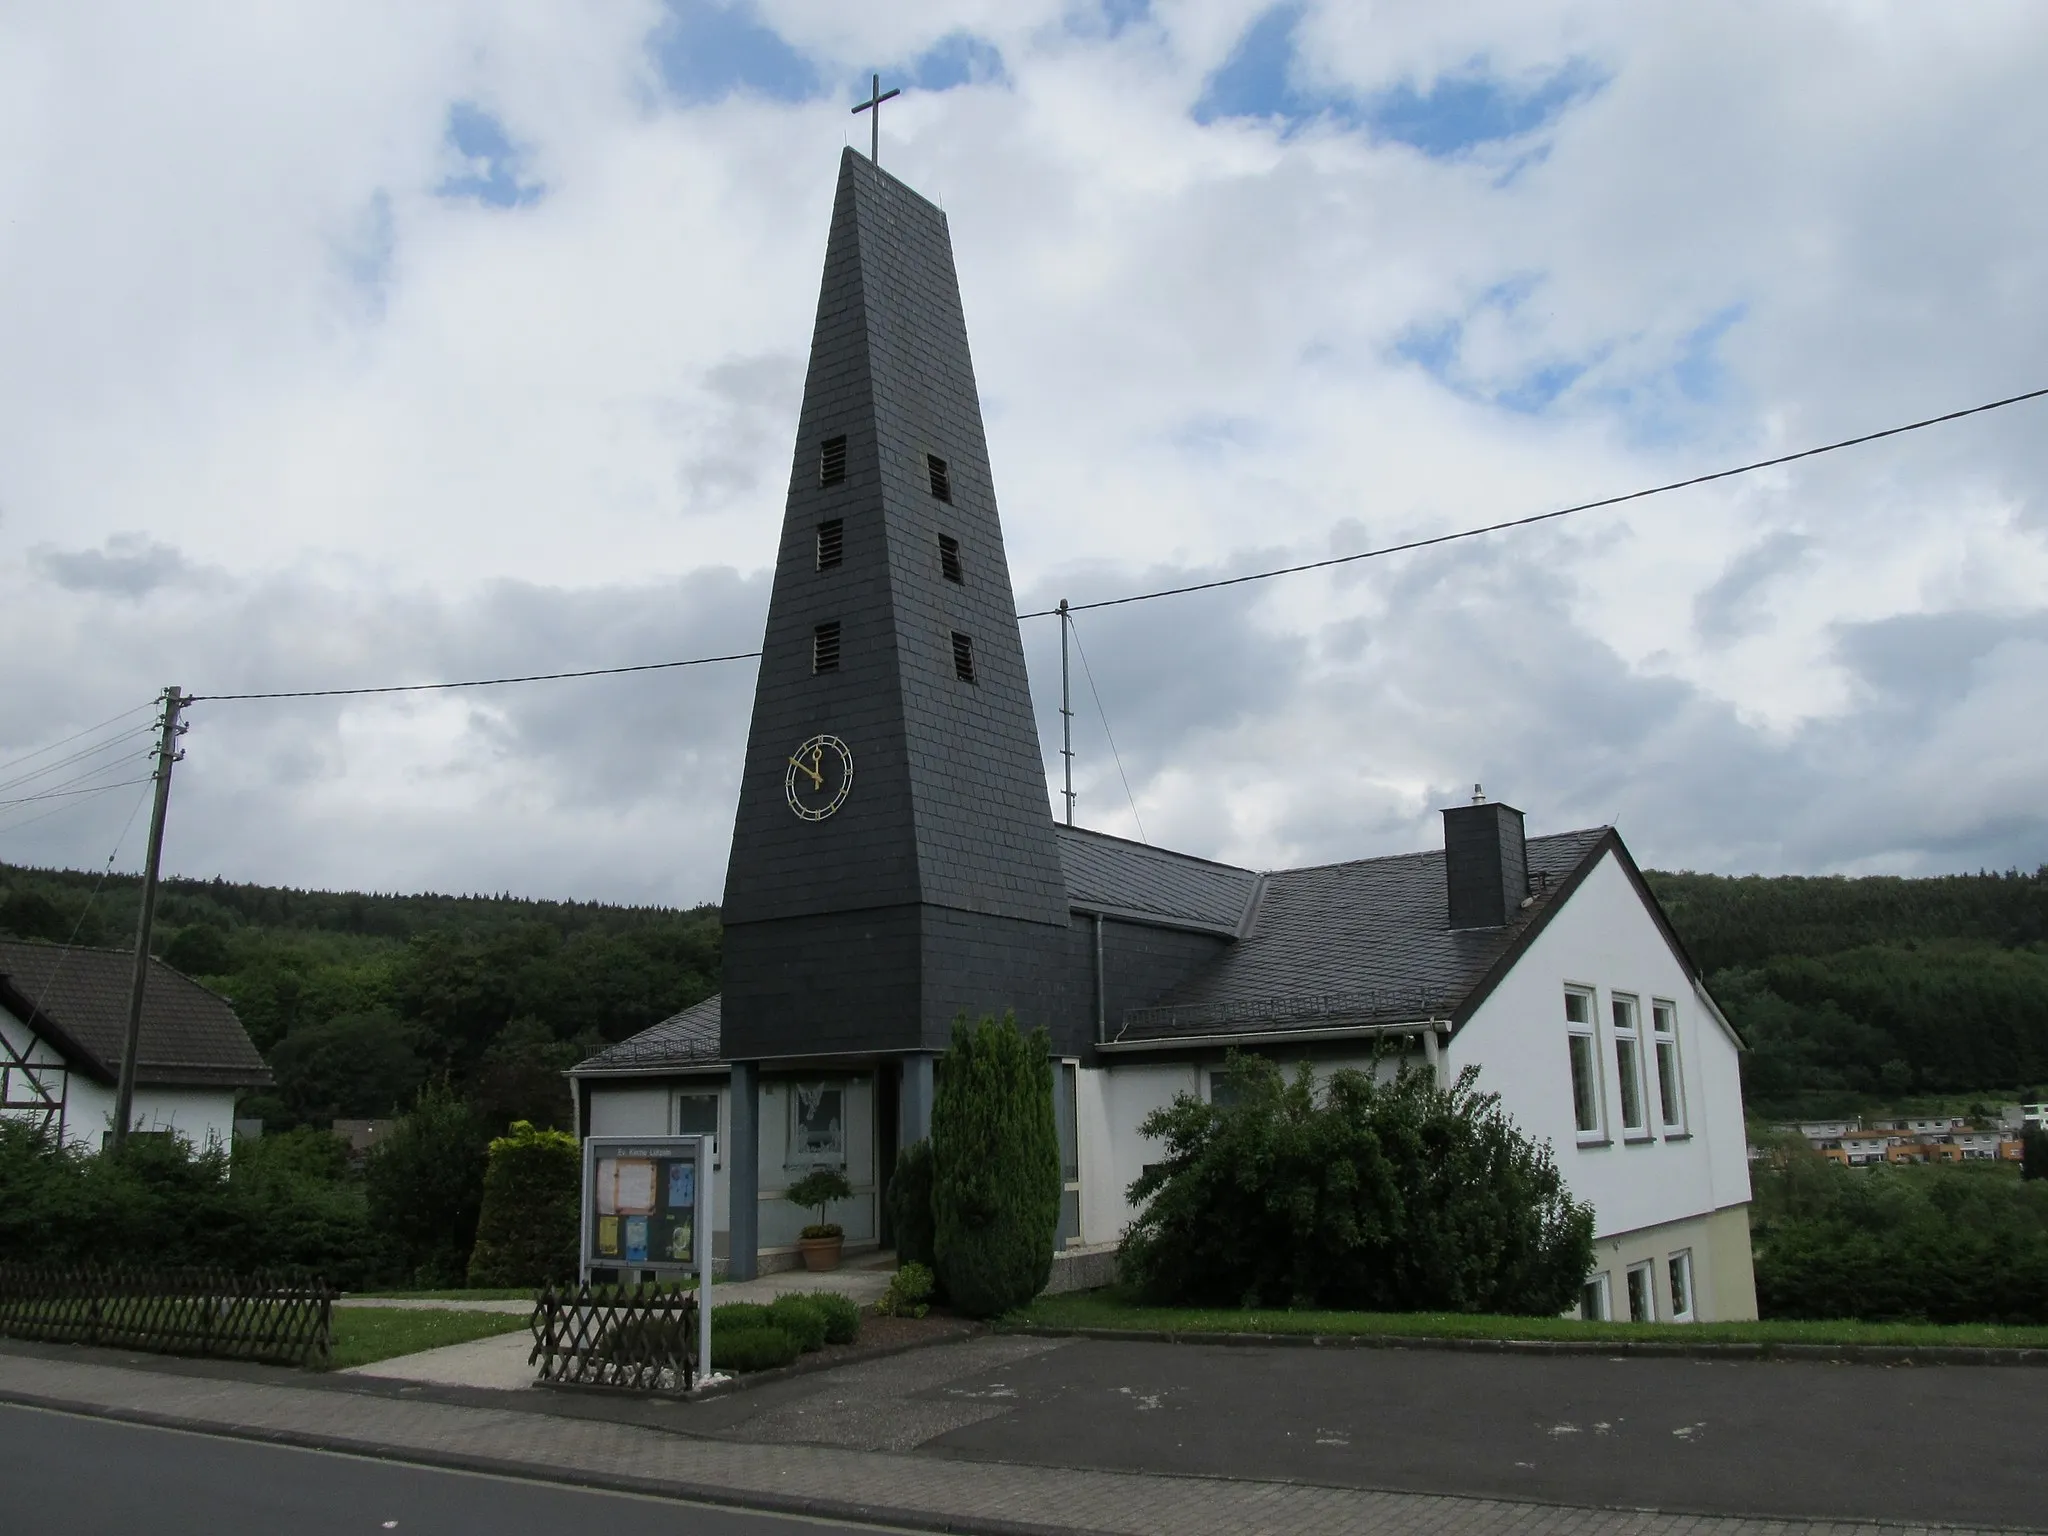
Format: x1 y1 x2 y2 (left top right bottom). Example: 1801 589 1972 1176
1096 1018 1450 1054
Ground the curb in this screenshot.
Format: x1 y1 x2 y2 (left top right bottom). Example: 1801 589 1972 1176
1000 1324 2048 1368
0 1386 1083 1536
532 1321 983 1402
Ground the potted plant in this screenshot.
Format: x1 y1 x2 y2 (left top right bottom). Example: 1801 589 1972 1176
786 1168 854 1271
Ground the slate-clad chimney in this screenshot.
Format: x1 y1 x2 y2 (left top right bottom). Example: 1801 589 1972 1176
1442 789 1529 930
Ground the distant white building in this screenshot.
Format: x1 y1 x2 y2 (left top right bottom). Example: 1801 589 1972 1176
0 939 270 1151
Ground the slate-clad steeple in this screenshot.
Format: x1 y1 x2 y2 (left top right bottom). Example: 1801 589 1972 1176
721 149 1070 1060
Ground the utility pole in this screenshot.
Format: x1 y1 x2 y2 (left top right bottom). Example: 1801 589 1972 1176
113 686 187 1154
1058 601 1075 826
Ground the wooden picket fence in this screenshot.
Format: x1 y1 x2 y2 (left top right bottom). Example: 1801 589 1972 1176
529 1280 697 1394
0 1264 333 1368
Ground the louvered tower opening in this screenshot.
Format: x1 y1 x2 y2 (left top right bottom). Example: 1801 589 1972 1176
813 622 841 674
951 631 976 683
816 519 844 570
926 454 951 503
938 534 962 584
819 436 847 487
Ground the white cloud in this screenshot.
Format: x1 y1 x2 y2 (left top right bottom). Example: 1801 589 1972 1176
3 0 2046 904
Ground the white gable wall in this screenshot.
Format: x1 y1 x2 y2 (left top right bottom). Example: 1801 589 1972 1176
1447 847 1751 1252
2 1003 236 1153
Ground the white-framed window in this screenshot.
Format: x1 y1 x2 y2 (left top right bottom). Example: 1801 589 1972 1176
1667 1249 1695 1323
1579 1272 1612 1321
1565 987 1606 1143
1611 994 1650 1139
675 1089 720 1169
1651 1000 1686 1135
1625 1259 1656 1322
1206 1064 1253 1108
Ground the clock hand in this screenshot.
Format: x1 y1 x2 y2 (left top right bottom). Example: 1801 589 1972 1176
788 750 825 791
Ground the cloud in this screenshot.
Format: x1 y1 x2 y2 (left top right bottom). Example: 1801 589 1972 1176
32 536 197 598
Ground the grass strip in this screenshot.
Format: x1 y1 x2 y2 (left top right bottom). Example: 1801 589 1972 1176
1013 1288 2048 1350
326 1307 531 1370
348 1288 539 1302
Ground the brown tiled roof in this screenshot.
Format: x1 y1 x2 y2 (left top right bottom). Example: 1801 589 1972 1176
0 939 271 1088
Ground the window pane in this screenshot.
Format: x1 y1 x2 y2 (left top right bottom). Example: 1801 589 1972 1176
1564 990 1591 1025
1569 1034 1600 1134
676 1094 718 1136
1611 995 1637 1033
1616 1037 1644 1130
1652 1002 1676 1036
1656 1040 1683 1127
1668 1251 1692 1319
1580 1278 1607 1321
1627 1264 1654 1322
1057 1063 1079 1182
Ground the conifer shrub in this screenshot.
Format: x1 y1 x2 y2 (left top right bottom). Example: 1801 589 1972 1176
888 1138 937 1271
765 1294 828 1352
794 1291 861 1344
712 1325 800 1373
366 1085 491 1287
874 1261 934 1318
1119 1054 1595 1314
465 1121 579 1287
930 1014 1061 1318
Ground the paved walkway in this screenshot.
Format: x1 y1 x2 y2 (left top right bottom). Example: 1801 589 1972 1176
0 1343 2030 1536
338 1264 897 1390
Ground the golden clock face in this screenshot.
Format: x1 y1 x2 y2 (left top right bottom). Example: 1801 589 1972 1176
785 733 854 821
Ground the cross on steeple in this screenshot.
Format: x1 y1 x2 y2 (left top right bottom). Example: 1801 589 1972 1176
852 74 901 165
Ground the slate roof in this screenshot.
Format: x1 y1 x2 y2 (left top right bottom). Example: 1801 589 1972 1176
1110 829 1613 1043
1055 825 1261 935
574 994 723 1075
0 939 272 1088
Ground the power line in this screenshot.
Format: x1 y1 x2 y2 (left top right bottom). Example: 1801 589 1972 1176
0 776 155 811
1019 383 2048 618
177 383 2048 703
189 650 765 703
0 701 158 778
0 725 158 799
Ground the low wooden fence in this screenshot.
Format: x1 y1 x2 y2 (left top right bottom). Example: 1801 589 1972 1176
0 1264 334 1368
530 1280 697 1394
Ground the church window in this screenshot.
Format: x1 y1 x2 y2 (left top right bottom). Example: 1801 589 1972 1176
1667 1249 1695 1322
939 534 963 583
820 435 847 487
926 454 952 502
1565 987 1604 1142
1651 1000 1686 1135
1625 1260 1655 1322
951 631 976 683
1612 995 1649 1138
816 519 844 570
812 622 841 674
1579 1272 1611 1321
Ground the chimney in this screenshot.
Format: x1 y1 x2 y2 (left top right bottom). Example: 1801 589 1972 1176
1442 785 1529 930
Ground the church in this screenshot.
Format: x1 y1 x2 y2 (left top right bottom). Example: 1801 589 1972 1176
573 147 1758 1325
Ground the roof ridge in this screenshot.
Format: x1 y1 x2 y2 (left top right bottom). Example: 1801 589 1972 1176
1054 822 1257 876
1262 825 1612 879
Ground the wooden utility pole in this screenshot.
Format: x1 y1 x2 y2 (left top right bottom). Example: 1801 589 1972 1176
113 686 187 1154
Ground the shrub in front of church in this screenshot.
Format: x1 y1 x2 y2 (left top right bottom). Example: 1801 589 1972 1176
1119 1055 1595 1314
366 1085 492 1288
711 1302 773 1331
465 1120 580 1287
874 1261 935 1318
786 1167 854 1238
765 1294 829 1352
887 1138 938 1271
791 1291 862 1344
930 1014 1062 1318
711 1324 801 1373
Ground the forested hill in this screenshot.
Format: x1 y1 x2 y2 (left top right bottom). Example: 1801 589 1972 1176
1643 868 2048 1117
3 860 2045 1129
0 861 720 1133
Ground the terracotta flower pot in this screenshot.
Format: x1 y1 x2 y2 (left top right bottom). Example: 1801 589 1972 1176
798 1234 843 1272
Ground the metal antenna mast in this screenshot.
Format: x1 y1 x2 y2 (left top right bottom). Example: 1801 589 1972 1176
113 685 187 1154
1058 599 1075 825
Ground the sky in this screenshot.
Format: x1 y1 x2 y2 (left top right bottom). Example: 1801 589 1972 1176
3 0 2046 907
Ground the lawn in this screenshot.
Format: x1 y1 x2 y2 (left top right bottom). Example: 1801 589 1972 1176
1013 1288 2048 1350
326 1307 532 1370
349 1288 539 1302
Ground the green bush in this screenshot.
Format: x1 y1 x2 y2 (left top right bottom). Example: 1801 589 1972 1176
711 1301 773 1332
930 1014 1061 1319
465 1121 579 1287
1120 1054 1594 1314
875 1261 934 1319
365 1086 490 1287
765 1294 828 1352
785 1167 853 1240
888 1139 936 1270
712 1325 799 1373
2025 1129 2048 1182
1752 1149 2048 1322
793 1291 861 1344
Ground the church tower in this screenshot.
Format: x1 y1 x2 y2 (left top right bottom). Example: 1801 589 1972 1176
721 150 1070 1065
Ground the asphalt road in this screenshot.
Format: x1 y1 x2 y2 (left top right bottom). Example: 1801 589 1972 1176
917 1339 2048 1528
0 1403 897 1536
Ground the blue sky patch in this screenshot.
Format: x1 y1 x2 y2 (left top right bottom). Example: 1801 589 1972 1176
438 104 544 209
910 32 1006 91
1195 4 1602 154
652 0 820 105
1394 282 1604 417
